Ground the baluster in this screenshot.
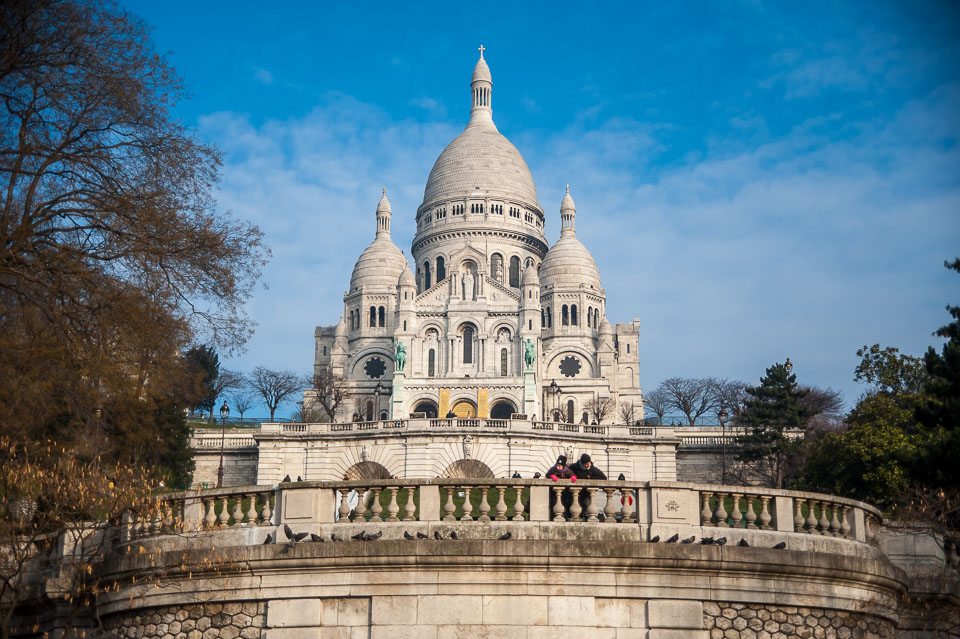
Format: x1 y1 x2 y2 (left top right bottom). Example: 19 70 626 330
443 487 457 522
478 487 492 522
713 492 729 527
793 498 805 532
759 496 772 530
216 497 230 528
461 487 474 521
355 488 370 522
585 488 600 522
246 494 259 525
621 488 636 524
386 487 400 522
701 492 713 526
730 494 743 528
602 488 617 523
369 488 384 522
744 495 757 529
231 495 244 527
869 515 880 543
818 501 830 535
839 506 851 539
203 498 217 530
403 487 417 521
569 489 583 521
494 486 508 521
512 487 525 521
552 487 565 522
261 493 273 525
828 503 841 537
805 500 819 534
338 489 352 523
161 502 173 534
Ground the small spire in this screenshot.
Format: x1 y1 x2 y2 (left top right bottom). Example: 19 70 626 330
376 187 392 237
478 44 486 58
470 46 493 126
560 185 576 237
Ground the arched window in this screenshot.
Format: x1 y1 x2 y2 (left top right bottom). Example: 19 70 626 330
424 261 431 290
378 306 385 328
428 349 436 377
490 254 504 283
416 266 421 294
365 400 373 422
500 348 508 376
463 326 474 364
436 256 446 281
562 305 569 326
509 256 521 287
322 345 327 355
541 309 545 327
582 411 589 424
369 306 376 328
571 305 578 326
567 399 575 424
547 307 552 328
349 310 354 330
586 307 592 328
627 343 630 353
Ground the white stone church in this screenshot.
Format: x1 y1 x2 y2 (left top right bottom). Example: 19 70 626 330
307 48 644 425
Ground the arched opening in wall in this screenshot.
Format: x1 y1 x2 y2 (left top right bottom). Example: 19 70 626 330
344 461 391 481
441 459 495 479
462 325 475 364
369 306 376 327
413 399 438 418
582 411 589 424
436 256 446 281
416 266 421 293
567 399 575 424
365 400 374 422
547 307 552 328
428 349 436 377
424 261 432 289
562 305 569 325
452 399 476 418
500 348 508 376
509 256 520 288
490 400 516 419
541 309 545 327
490 253 503 283
380 411 388 420
571 304 578 326
378 306 385 328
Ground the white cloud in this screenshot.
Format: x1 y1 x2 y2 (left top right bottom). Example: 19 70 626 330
253 67 274 85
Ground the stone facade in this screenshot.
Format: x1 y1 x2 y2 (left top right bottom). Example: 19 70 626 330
308 49 643 425
703 602 896 639
104 602 266 639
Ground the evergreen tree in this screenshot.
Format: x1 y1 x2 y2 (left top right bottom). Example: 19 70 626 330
735 362 815 489
185 345 220 418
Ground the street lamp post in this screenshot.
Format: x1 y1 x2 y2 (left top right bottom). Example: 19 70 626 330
718 407 729 485
374 381 383 421
549 380 562 422
216 400 230 488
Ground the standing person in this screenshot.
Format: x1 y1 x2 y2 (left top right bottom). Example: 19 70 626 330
568 454 606 517
512 470 521 479
544 455 574 515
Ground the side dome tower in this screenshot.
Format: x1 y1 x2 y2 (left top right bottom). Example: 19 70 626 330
540 186 602 291
349 189 408 292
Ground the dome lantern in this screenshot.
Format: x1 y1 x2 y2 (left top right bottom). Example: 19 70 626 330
560 184 576 237
470 45 493 126
376 187 392 237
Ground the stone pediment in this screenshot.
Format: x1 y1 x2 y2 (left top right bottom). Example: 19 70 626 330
415 276 452 306
484 277 520 301
448 244 487 271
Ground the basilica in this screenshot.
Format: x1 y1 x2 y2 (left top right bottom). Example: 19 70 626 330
308 49 644 424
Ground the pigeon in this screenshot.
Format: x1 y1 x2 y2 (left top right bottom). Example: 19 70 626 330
282 475 291 483
310 533 325 542
404 531 416 540
700 537 715 545
352 531 368 541
283 524 295 540
715 537 727 546
367 530 382 540
664 533 679 543
416 532 428 539
772 541 786 550
738 539 749 547
680 536 696 544
450 531 458 539
498 531 512 540
434 530 443 540
282 524 309 547
263 533 274 545
649 535 660 543
297 476 303 482
331 533 344 542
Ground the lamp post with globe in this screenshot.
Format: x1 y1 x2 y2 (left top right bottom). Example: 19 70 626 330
718 407 729 485
216 400 230 488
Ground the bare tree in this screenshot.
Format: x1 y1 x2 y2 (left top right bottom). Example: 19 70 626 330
618 400 637 424
207 369 243 421
709 378 749 420
643 387 671 423
305 368 349 422
584 396 616 424
799 385 845 432
250 368 302 421
660 377 718 426
230 385 260 423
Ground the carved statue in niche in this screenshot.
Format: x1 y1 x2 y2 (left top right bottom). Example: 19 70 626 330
491 254 503 283
361 445 369 462
463 435 473 459
496 328 510 343
462 270 475 301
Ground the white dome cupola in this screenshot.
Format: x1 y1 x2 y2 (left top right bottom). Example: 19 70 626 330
349 189 409 292
540 186 602 291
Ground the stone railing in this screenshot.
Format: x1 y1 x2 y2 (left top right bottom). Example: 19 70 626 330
142 479 883 546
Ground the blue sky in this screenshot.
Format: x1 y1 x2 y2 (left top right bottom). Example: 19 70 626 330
122 0 960 417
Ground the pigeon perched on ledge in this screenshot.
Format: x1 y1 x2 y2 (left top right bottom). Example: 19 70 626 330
715 537 727 546
416 532 428 539
434 530 443 540
404 531 416 540
498 531 512 540
649 535 660 543
310 533 324 542
700 537 715 545
331 533 344 542
664 533 679 543
681 536 696 544
738 539 749 547
772 541 786 549
263 533 274 545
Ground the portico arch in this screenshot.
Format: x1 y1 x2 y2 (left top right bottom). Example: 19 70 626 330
412 399 439 418
441 459 495 478
344 461 391 480
489 399 517 419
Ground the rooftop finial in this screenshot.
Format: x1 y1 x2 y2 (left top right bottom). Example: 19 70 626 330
382 187 387 196
565 184 570 194
478 44 485 58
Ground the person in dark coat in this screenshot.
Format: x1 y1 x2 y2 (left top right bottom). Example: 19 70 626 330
568 454 606 517
544 455 574 515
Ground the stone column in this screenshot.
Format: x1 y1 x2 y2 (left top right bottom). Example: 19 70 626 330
391 370 405 420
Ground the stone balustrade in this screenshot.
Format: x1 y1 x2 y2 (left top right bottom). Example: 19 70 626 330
146 479 883 546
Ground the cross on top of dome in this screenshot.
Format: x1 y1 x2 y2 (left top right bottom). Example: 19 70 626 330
478 44 485 58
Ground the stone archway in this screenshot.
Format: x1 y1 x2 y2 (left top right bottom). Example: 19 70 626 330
489 399 517 420
412 399 438 418
344 461 391 481
441 459 495 478
452 400 476 418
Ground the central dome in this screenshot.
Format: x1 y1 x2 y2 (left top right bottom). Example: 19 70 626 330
422 122 539 207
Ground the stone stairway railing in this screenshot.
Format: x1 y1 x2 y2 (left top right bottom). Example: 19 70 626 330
128 480 883 546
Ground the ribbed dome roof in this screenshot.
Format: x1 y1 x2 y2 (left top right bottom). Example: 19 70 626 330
540 235 602 290
350 236 408 292
422 121 538 207
398 265 416 287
